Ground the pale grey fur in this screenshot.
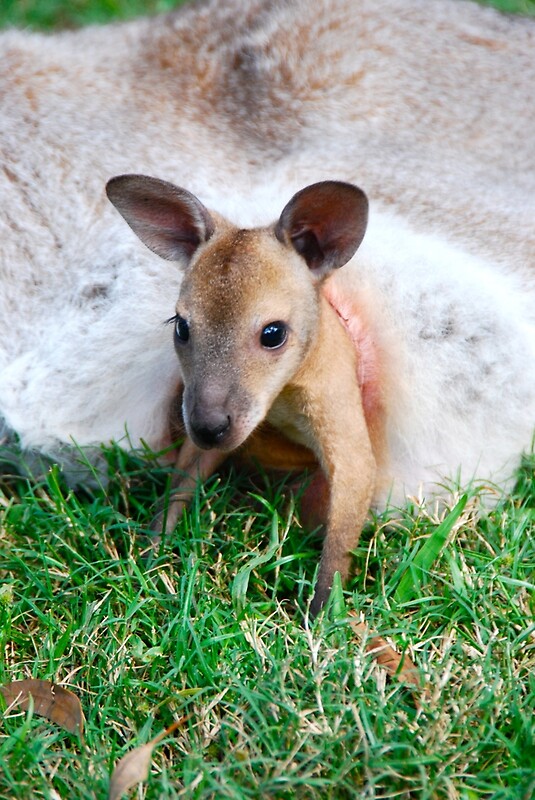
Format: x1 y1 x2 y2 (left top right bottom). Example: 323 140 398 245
0 0 533 502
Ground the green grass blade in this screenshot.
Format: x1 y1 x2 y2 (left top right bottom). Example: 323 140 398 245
394 494 468 604
231 513 281 611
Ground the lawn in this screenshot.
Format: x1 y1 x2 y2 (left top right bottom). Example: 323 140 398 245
1 1 534 799
0 0 533 28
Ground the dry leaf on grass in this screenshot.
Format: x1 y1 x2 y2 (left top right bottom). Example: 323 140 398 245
108 718 186 800
347 612 426 700
0 679 85 735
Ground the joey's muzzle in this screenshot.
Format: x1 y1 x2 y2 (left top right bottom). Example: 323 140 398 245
183 380 256 451
189 406 232 449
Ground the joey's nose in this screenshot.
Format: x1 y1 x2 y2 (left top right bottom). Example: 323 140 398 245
190 412 231 448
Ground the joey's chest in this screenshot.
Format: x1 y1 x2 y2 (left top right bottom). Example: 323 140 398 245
266 392 316 452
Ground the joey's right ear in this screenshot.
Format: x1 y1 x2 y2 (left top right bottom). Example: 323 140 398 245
106 174 215 263
275 181 368 279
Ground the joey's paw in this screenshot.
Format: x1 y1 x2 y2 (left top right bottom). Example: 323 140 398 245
139 499 183 561
149 496 186 538
148 506 166 538
309 582 331 619
135 509 164 561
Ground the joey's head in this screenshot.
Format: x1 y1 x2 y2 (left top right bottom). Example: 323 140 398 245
106 176 368 451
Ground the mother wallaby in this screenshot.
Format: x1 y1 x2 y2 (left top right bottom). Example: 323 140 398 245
1 0 534 609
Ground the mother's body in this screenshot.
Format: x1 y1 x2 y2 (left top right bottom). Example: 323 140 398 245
1 0 534 506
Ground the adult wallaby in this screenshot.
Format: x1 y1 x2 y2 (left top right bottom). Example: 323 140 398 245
1 0 534 609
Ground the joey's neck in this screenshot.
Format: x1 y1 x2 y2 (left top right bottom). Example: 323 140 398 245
292 294 356 388
318 284 389 483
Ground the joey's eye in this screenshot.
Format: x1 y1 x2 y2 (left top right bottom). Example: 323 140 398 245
174 315 190 343
260 321 288 349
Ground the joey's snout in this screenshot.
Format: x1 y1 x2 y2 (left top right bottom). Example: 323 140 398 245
184 381 245 450
189 405 231 448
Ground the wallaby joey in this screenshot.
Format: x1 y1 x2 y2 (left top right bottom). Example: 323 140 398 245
107 174 375 616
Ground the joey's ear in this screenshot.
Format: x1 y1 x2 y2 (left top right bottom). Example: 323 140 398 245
106 174 214 263
275 181 368 277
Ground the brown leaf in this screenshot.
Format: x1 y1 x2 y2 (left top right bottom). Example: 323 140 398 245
348 612 427 701
0 679 85 735
108 719 185 800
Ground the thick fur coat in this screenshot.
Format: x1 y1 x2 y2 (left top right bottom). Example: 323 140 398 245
1 0 534 509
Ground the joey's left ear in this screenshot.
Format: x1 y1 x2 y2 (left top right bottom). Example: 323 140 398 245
275 181 368 278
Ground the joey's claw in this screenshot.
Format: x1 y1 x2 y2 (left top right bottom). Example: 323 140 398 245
149 495 186 538
309 580 331 619
136 509 164 559
139 497 185 561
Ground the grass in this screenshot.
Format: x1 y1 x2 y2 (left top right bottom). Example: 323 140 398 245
480 0 535 13
0 448 534 798
1 1 534 798
0 0 533 28
0 445 534 798
0 0 189 30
